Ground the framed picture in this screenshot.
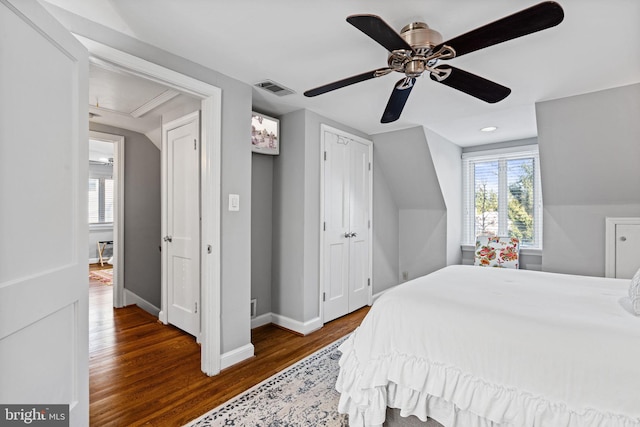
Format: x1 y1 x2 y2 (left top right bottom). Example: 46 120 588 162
251 112 279 155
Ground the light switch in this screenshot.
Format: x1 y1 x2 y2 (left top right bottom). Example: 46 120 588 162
228 194 240 211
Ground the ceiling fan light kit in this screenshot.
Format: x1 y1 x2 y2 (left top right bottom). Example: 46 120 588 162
304 1 564 123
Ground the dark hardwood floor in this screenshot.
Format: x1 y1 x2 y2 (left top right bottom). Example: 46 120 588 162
88 265 369 426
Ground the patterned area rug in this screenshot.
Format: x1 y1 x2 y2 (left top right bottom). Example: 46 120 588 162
89 268 113 285
185 336 349 427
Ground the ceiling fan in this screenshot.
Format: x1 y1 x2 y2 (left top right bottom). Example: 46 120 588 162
304 1 564 123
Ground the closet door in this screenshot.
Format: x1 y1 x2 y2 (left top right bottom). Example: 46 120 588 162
322 127 372 323
347 140 371 312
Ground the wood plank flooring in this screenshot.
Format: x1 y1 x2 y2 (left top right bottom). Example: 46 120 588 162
88 267 369 426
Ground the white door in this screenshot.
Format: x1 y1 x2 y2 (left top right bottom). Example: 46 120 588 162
323 134 351 321
0 0 89 424
616 224 640 279
347 141 371 312
322 128 372 322
163 112 201 336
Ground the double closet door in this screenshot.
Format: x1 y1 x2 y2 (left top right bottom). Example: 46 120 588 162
322 126 372 323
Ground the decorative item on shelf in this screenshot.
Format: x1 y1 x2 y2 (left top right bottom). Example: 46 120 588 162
251 111 280 155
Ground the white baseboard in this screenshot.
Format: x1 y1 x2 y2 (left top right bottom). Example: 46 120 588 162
271 313 322 335
220 343 255 370
89 257 100 264
251 312 273 329
124 289 160 317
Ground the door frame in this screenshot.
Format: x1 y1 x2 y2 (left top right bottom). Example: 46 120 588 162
78 37 222 376
89 131 125 307
319 124 373 324
605 217 640 278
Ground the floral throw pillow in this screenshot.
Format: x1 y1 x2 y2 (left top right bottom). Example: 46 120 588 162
474 236 520 269
629 267 640 315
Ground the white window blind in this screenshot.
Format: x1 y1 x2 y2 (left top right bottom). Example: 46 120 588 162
462 146 542 248
88 178 100 223
88 177 114 224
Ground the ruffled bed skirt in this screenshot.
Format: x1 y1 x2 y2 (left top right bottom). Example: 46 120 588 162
336 334 640 427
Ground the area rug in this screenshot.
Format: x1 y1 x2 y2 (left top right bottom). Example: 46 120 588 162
185 336 349 427
89 268 113 285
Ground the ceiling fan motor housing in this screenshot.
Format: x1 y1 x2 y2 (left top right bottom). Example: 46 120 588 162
389 22 444 77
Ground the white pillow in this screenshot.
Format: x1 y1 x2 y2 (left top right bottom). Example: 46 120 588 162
630 267 640 315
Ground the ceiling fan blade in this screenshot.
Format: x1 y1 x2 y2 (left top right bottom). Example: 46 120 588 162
347 14 414 53
304 68 391 97
433 1 564 58
430 65 511 103
381 78 416 123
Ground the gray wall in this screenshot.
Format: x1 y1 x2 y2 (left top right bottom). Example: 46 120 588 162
90 123 162 307
53 8 254 354
372 152 399 294
536 83 640 276
425 128 463 266
251 153 273 317
372 127 447 283
272 109 305 321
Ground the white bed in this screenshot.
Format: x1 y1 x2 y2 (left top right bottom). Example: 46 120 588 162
336 265 640 427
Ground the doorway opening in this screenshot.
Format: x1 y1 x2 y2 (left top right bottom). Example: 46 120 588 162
81 36 222 376
88 132 123 306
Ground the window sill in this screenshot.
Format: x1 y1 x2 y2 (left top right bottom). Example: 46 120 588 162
90 223 113 232
461 244 542 257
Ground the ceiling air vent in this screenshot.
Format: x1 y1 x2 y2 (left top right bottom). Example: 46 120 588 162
254 80 295 97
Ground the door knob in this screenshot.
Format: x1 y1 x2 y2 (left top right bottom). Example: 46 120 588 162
344 232 351 238
350 232 358 238
164 235 173 242
620 236 627 242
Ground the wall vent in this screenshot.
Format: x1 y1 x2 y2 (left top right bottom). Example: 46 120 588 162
254 80 295 96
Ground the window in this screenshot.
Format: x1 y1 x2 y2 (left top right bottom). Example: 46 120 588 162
462 146 542 249
89 177 114 224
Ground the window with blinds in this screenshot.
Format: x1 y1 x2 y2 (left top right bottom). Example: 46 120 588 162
462 146 542 249
88 177 114 224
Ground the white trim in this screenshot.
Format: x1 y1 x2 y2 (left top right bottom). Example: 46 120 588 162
319 124 374 325
461 244 542 257
124 289 160 317
605 217 640 278
130 89 180 118
89 131 125 308
220 344 255 370
251 313 273 329
81 37 222 376
461 144 538 160
462 146 543 249
271 314 323 336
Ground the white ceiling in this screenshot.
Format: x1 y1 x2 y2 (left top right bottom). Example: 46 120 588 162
88 62 196 141
45 0 640 147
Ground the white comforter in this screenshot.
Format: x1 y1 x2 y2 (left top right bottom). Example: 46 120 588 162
336 265 640 427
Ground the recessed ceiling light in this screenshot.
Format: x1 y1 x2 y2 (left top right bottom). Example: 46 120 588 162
480 126 498 132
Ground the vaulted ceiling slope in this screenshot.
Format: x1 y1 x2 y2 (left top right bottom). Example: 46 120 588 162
43 0 640 146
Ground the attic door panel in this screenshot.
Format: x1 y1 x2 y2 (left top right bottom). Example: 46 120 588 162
616 224 640 279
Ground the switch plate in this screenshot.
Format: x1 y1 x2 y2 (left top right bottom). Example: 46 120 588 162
229 194 240 211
